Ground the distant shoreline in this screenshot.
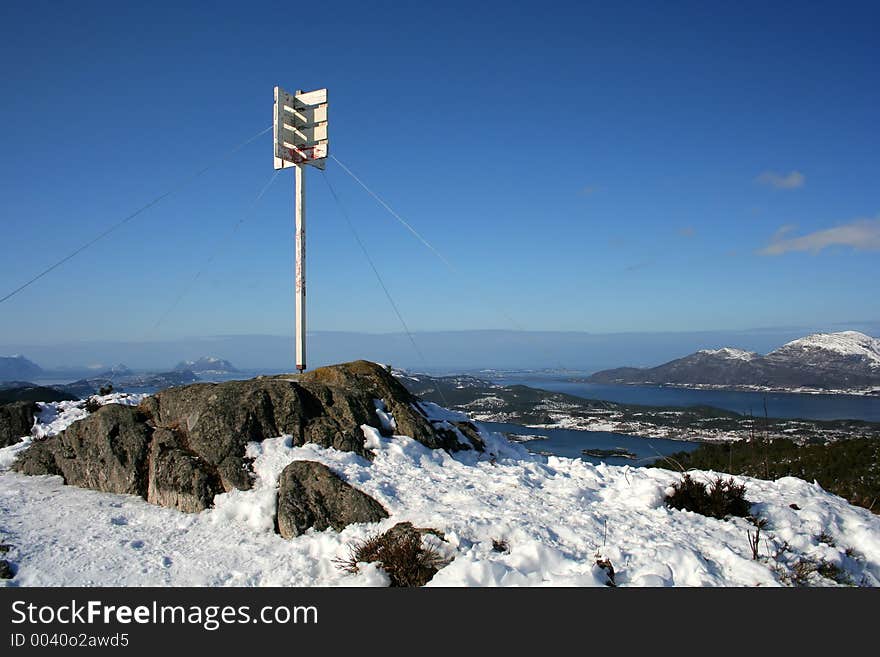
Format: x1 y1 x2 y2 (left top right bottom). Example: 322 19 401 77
568 379 880 398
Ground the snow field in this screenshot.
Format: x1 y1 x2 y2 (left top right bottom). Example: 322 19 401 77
1 396 879 587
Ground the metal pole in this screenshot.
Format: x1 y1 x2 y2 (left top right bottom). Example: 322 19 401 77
295 163 306 371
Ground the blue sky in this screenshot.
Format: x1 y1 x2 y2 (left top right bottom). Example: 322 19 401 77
1 0 878 350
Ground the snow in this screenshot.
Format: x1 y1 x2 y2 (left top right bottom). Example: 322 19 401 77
1 395 879 587
698 347 757 361
416 400 470 422
373 399 397 433
462 395 506 409
772 331 880 368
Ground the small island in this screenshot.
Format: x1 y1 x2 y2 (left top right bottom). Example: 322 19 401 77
581 447 638 460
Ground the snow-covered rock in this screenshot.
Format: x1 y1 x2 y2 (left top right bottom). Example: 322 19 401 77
12 361 474 512
0 401 38 448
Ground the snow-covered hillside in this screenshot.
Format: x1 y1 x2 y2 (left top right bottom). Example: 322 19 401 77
768 331 880 369
697 347 758 361
1 395 878 587
590 330 880 392
174 356 238 374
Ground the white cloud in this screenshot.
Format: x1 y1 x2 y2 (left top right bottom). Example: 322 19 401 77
759 216 880 255
755 170 805 189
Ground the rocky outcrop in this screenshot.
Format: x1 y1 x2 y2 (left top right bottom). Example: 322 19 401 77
15 407 222 513
443 420 485 452
298 361 472 452
12 361 479 521
138 374 379 491
14 404 152 497
276 460 388 538
138 360 477 492
0 401 38 448
146 428 225 513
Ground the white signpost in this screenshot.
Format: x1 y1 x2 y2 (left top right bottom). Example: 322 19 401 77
274 86 329 371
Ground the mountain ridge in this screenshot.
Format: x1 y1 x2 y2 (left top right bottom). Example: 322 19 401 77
174 356 238 374
0 355 43 381
587 331 880 393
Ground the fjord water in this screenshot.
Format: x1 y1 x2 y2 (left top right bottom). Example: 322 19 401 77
482 421 700 466
494 378 880 422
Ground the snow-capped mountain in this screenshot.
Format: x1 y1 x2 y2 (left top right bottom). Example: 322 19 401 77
98 363 134 377
766 331 880 371
588 331 880 392
173 356 238 374
698 347 759 361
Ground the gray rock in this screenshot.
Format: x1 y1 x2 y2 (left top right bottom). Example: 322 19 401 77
442 420 485 451
12 361 479 517
139 378 373 491
10 438 62 477
0 401 38 448
139 360 475 492
300 361 479 452
276 460 388 538
146 428 225 513
0 559 13 579
13 404 152 497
